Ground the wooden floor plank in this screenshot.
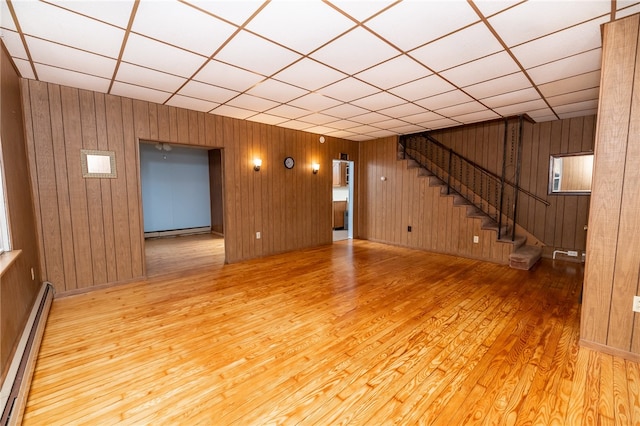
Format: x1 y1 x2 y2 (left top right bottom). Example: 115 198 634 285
22 238 640 425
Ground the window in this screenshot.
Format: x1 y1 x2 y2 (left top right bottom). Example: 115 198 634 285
548 153 594 195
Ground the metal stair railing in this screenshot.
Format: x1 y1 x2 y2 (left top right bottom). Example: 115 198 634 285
399 131 549 241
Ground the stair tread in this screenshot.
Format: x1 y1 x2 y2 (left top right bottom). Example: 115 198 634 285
510 245 542 259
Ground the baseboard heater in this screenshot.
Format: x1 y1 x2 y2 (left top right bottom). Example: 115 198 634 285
1 282 54 425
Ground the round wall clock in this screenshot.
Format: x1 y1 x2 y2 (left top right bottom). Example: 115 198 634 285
284 156 295 169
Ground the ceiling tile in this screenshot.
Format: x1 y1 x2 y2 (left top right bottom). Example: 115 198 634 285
267 104 309 120
11 1 125 57
424 117 460 129
492 99 548 116
46 0 135 28
316 78 380 102
325 129 359 139
246 79 309 103
525 108 556 122
616 3 640 19
322 103 370 119
351 112 389 124
194 60 264 92
355 55 430 89
488 0 610 47
246 1 354 54
110 81 170 104
298 113 338 126
182 0 265 26
178 80 239 104
214 30 302 76
389 123 427 134
378 102 429 118
411 22 503 72
473 0 522 18
351 91 405 110
26 36 116 79
210 104 256 120
1 1 16 30
132 0 237 56
464 72 530 99
512 17 607 69
527 49 601 85
278 120 314 131
349 134 377 141
122 34 206 78
116 62 186 92
35 64 110 92
365 1 479 51
305 124 344 135
538 70 601 98
165 95 218 112
402 111 446 125
325 119 364 130
415 90 474 111
347 124 383 134
450 109 500 123
440 51 520 87
553 99 599 115
370 118 410 129
273 59 347 91
289 93 342 111
12 58 35 79
480 87 540 109
226 93 280 112
1 29 28 60
328 0 397 22
246 113 288 126
389 75 454 101
547 88 600 108
310 27 399 75
367 129 399 138
435 101 487 117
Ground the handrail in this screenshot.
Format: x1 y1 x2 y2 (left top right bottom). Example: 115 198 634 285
399 129 549 242
417 132 549 206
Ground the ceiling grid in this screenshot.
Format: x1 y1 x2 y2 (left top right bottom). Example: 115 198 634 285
2 0 639 141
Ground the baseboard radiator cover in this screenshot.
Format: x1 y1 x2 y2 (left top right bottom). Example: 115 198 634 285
0 282 54 425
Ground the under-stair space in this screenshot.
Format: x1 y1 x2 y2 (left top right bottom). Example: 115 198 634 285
398 127 543 270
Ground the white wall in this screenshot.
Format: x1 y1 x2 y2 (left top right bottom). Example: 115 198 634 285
140 143 211 233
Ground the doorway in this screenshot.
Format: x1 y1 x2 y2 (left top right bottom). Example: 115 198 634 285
139 141 225 275
332 160 354 242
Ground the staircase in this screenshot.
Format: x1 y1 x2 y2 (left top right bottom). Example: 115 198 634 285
398 131 543 271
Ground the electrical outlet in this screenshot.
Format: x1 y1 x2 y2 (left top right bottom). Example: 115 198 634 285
256 231 261 239
407 225 412 232
567 250 578 257
473 235 479 244
634 296 640 313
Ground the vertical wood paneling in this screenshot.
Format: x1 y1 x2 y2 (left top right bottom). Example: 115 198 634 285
94 92 118 283
582 14 640 355
79 90 107 285
1 44 41 380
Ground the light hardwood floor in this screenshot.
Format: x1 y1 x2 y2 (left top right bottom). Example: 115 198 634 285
24 240 640 425
145 233 225 277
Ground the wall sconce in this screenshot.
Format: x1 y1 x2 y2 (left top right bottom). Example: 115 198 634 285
253 158 262 171
312 163 320 174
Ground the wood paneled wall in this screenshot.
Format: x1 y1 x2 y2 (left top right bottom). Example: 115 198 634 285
582 13 640 359
20 80 358 294
358 137 513 264
0 43 41 381
428 115 596 257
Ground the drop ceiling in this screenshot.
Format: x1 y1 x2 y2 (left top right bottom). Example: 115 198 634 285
2 0 638 141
